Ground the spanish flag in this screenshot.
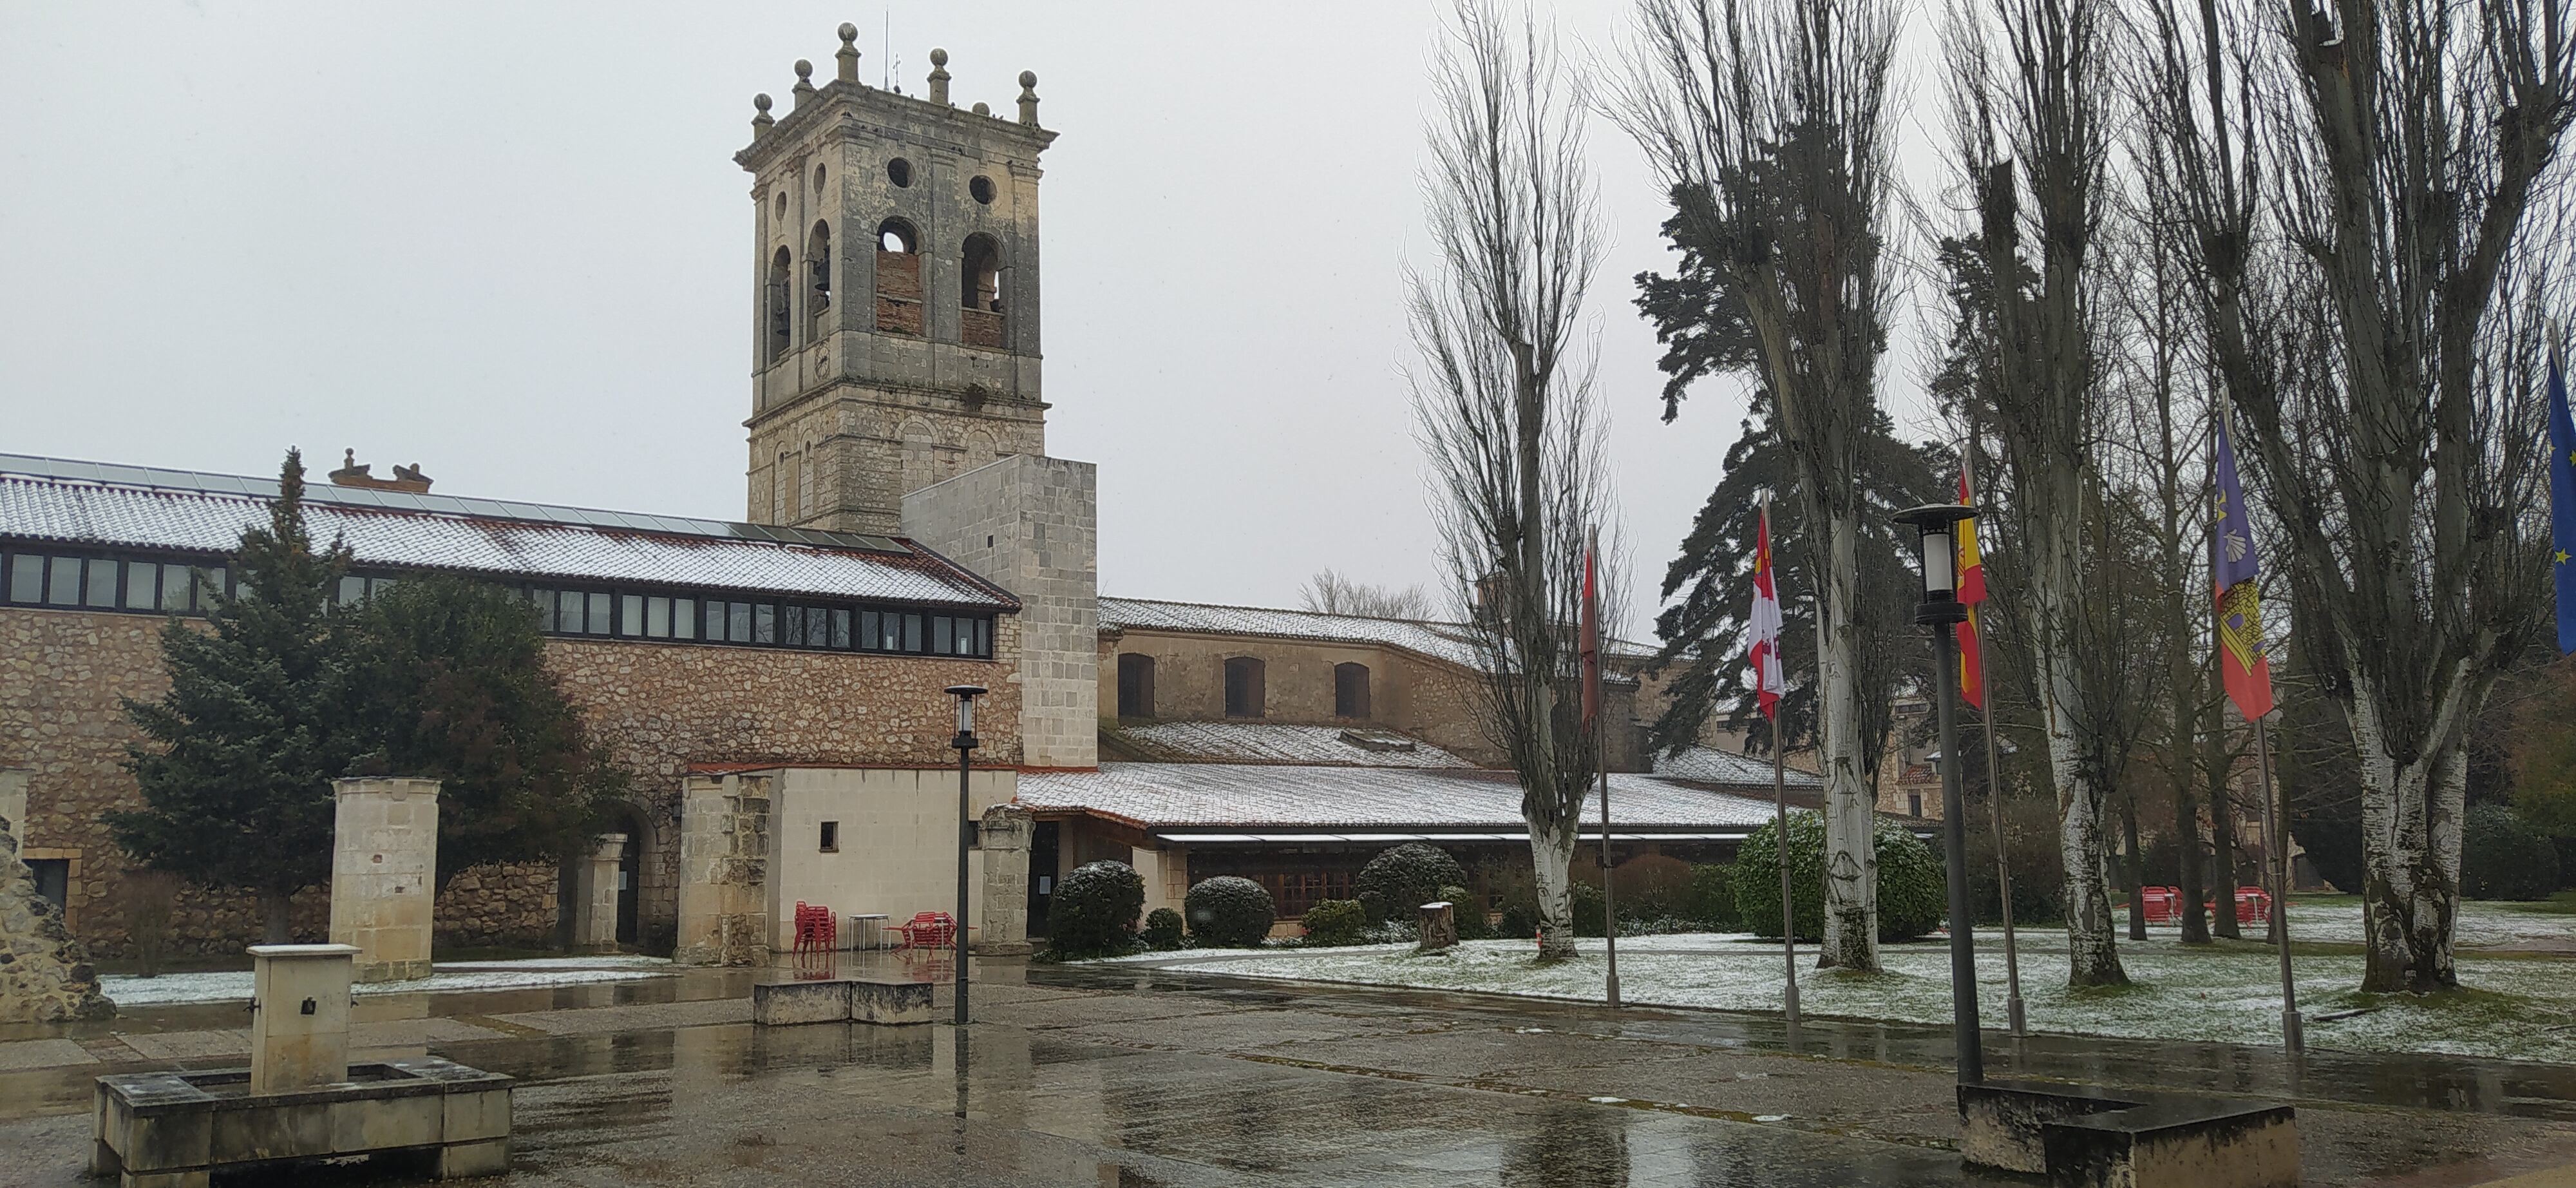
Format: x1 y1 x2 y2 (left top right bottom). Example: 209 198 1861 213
1957 470 1987 709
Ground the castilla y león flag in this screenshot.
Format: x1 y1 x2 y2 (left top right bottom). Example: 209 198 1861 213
2213 419 2275 722
1749 499 1785 720
1956 470 1987 710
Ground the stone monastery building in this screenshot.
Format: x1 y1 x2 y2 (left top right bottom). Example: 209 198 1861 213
0 25 1815 961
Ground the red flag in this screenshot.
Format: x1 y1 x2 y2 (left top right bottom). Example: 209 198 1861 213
1580 533 1601 725
1956 470 1987 710
1750 500 1784 720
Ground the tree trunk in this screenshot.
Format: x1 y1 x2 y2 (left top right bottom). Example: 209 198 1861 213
2030 484 2125 986
2174 773 2209 945
1811 495 1879 971
1528 816 1580 961
2207 705 2242 940
2354 685 2465 992
260 890 292 944
2122 791 2148 941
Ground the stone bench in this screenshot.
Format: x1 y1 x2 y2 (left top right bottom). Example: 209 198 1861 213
1960 1078 2297 1188
93 1057 511 1188
751 977 936 1027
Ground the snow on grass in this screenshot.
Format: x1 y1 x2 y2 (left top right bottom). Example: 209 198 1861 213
1140 901 2576 1064
102 962 673 1007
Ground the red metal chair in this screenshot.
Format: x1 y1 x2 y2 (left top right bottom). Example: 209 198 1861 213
2234 886 2271 926
792 901 837 954
896 911 956 950
2138 886 2181 925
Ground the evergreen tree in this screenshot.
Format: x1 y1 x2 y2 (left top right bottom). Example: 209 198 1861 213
110 450 352 943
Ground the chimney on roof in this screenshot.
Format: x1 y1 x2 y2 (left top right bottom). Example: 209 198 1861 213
330 449 433 494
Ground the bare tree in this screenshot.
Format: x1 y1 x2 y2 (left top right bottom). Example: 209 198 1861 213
2144 0 2576 991
1298 569 1435 620
1940 0 2128 984
1410 0 1618 961
1613 0 1903 970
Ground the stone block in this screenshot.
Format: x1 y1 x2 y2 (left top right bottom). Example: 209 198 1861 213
330 1090 441 1152
752 979 853 1026
119 1170 209 1188
437 1137 512 1178
852 979 935 1025
1960 1079 2296 1187
108 1096 211 1173
210 1098 330 1164
443 1086 513 1143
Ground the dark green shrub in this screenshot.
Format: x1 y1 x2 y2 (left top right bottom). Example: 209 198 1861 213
1497 901 1538 941
1141 908 1185 951
1356 843 1470 923
1302 899 1367 946
1569 879 1607 937
1184 876 1276 946
1733 812 1946 942
2465 804 2559 901
1436 884 1492 940
1611 854 1696 921
1685 863 1739 930
1048 860 1144 958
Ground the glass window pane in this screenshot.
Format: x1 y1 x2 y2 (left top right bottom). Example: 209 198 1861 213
558 589 584 634
84 558 117 607
784 605 806 647
622 594 645 637
6 556 39 604
338 575 367 606
48 557 80 605
904 613 923 652
160 564 191 611
832 608 851 649
372 576 395 597
933 616 953 654
859 610 879 650
588 591 612 635
976 617 990 656
205 567 227 604
674 598 696 639
754 603 775 644
728 601 751 642
647 597 670 638
124 560 158 609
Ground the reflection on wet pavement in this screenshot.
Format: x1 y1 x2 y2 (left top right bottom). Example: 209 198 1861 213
3 958 2575 1185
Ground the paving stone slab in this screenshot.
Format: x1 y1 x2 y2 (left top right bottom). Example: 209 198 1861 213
0 1040 94 1071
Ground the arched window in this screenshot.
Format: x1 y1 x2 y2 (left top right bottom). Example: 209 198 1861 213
806 221 832 323
1334 662 1371 720
875 218 922 335
764 246 793 363
960 234 1004 349
1224 656 1266 719
1117 653 1157 719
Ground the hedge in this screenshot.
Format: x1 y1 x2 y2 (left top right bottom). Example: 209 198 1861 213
1356 843 1470 923
1732 812 1944 942
1302 899 1368 946
2465 804 2559 901
1185 876 1277 947
1048 860 1145 958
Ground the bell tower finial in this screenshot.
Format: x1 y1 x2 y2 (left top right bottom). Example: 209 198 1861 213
837 23 861 83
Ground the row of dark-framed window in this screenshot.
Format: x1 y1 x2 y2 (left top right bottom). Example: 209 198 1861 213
1111 652 1372 721
4 546 995 660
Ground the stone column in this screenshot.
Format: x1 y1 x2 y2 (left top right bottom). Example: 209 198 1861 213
977 805 1034 955
247 943 359 1093
328 778 440 983
674 774 772 967
574 833 627 953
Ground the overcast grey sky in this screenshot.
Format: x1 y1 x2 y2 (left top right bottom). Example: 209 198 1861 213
0 2 1946 634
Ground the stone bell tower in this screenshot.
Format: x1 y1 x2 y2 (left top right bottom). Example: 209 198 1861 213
737 24 1057 535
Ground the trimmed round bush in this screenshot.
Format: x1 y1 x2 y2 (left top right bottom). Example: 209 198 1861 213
1184 876 1276 947
1302 899 1367 946
1355 843 1470 923
2465 804 2559 901
1435 884 1492 940
1685 863 1739 930
1048 860 1144 958
1733 812 1946 942
1141 908 1185 951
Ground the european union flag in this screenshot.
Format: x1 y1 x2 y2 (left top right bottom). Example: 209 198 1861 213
2550 350 2576 653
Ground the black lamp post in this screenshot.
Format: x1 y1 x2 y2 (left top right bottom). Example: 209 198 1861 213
1893 503 1984 1085
945 684 985 1027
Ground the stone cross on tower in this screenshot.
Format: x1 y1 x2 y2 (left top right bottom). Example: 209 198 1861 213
737 23 1058 535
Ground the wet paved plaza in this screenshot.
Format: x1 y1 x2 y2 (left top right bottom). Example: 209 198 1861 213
6 958 2576 1185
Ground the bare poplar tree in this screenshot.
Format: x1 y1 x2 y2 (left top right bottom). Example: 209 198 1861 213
1410 0 1618 961
1940 0 2128 984
1298 569 1435 620
1612 0 1902 970
2144 0 2576 991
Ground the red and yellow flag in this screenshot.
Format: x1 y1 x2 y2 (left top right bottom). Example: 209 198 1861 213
1749 499 1785 720
1956 470 1987 710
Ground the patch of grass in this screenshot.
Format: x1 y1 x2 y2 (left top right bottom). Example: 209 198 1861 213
2061 979 2163 1002
2490 890 2576 916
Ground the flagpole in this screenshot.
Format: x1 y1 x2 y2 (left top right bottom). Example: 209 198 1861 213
2254 711 2302 1053
1761 492 1799 1029
1592 526 1622 1009
1964 415 2025 1038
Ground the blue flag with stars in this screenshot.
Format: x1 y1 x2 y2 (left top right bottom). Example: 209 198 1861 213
2552 348 2576 654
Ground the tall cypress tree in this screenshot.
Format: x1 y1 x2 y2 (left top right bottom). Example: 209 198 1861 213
111 450 352 942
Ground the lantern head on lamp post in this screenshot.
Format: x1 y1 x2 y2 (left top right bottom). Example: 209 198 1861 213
945 684 985 1026
1891 503 1984 1084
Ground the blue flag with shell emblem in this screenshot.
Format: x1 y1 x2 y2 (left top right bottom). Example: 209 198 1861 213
2550 347 2576 654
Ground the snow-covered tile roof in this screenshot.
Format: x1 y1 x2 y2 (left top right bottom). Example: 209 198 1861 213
0 454 1014 610
1018 763 1781 830
1099 595 1656 668
1651 745 1820 788
1107 721 1474 768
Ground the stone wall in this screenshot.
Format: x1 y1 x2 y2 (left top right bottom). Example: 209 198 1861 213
1095 629 1499 765
431 862 557 949
0 784 111 1022
904 454 1097 768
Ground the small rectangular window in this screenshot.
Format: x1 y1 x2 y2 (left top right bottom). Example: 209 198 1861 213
754 602 775 644
784 604 806 647
83 557 117 608
587 591 612 635
621 593 646 637
674 597 696 640
204 566 226 603
904 613 923 653
706 600 726 640
728 601 751 642
933 616 954 655
6 555 39 604
160 564 193 612
338 575 368 606
557 589 585 633
860 610 881 650
976 617 990 656
48 556 82 606
124 560 158 610
819 821 839 852
831 608 851 649
531 588 556 632
372 576 395 597
647 597 670 638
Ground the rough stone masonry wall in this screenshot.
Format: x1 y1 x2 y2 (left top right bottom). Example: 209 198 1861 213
0 605 1018 957
0 789 111 1022
902 454 1096 768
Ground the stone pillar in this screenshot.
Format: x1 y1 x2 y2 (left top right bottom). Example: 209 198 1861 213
574 834 627 953
977 805 1034 955
674 774 771 966
328 778 440 983
247 943 359 1093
